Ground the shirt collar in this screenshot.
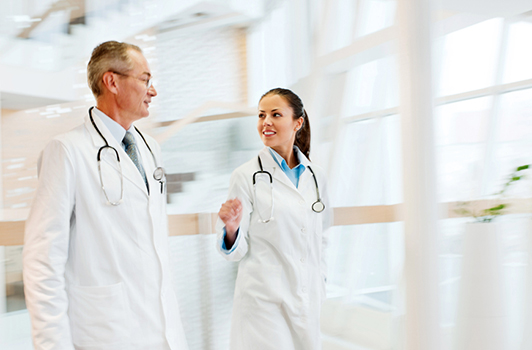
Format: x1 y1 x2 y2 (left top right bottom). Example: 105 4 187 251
93 107 130 144
268 146 306 172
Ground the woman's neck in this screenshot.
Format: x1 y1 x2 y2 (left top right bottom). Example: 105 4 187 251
272 146 298 169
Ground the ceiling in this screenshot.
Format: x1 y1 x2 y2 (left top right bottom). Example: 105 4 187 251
2 0 532 111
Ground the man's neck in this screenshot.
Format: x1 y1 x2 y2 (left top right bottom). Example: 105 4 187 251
96 100 133 130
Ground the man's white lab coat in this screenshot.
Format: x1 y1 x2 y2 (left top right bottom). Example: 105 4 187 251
23 112 188 350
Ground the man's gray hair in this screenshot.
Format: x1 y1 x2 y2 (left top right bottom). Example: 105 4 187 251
87 41 142 97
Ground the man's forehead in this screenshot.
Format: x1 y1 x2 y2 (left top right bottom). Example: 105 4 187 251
129 49 151 73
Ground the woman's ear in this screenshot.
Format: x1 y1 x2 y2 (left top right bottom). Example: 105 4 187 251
296 116 304 131
102 72 119 95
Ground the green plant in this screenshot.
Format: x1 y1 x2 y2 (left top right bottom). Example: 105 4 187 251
455 164 530 222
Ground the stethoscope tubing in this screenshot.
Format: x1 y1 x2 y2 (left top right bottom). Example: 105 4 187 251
89 107 165 203
253 154 325 222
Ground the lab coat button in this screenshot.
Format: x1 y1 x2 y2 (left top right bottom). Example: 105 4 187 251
301 227 306 233
302 287 307 293
300 258 305 263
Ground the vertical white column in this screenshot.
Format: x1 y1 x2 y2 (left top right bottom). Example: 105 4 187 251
0 92 3 210
396 0 441 350
0 93 6 315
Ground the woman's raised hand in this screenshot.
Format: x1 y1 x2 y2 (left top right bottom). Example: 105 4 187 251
218 198 243 240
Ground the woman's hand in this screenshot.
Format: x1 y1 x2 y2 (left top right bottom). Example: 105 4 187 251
218 198 243 246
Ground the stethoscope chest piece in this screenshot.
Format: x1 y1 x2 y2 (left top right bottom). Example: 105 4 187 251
153 167 165 181
312 200 325 213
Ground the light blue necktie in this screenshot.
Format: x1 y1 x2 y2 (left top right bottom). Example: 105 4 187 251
123 131 148 191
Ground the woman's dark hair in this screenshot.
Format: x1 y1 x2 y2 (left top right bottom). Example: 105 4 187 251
260 87 311 159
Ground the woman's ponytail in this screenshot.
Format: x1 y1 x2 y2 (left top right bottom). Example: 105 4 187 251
295 109 311 159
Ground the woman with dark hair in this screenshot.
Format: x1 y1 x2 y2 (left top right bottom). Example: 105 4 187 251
217 88 331 350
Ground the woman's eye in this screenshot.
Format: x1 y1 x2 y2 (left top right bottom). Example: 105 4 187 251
258 114 265 118
274 113 281 117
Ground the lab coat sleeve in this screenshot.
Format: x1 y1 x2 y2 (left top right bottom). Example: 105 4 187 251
216 167 253 261
23 139 76 350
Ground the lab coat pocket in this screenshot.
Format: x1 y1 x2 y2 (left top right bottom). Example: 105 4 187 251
69 282 130 347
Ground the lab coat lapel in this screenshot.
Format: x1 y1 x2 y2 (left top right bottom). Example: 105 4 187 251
294 148 314 196
84 113 149 195
258 147 299 193
133 127 157 188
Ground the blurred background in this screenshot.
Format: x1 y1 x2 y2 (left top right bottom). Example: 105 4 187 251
1 0 532 349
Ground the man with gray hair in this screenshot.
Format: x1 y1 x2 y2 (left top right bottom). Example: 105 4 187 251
23 41 189 350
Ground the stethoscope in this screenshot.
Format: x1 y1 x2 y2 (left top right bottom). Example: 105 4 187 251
89 107 165 206
253 155 325 223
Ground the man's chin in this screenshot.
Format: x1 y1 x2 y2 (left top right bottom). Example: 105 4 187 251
140 109 150 118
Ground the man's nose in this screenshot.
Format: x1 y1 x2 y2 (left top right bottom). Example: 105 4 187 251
148 85 157 97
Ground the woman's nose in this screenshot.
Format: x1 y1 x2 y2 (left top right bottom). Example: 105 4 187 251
263 115 272 125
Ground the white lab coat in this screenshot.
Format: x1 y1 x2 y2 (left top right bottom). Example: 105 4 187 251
23 112 188 350
217 147 332 350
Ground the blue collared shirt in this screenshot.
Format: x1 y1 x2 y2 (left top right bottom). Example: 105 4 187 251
268 147 306 188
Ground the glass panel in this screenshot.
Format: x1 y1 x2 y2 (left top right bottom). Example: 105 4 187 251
323 223 404 349
342 55 399 118
496 89 532 143
435 97 492 146
503 21 532 84
356 0 396 37
322 0 357 53
436 18 503 96
436 144 485 202
330 115 402 207
435 97 492 201
246 2 293 99
489 89 532 197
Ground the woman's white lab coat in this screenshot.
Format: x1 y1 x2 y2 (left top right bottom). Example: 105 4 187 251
217 147 332 350
23 112 188 350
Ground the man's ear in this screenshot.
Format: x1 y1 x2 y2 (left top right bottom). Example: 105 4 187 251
102 72 119 94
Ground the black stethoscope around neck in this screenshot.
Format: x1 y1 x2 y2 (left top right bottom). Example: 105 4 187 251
89 107 165 205
253 155 325 223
